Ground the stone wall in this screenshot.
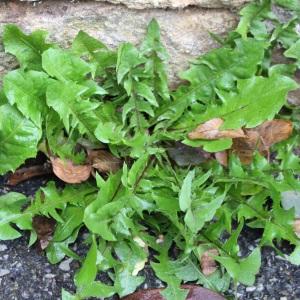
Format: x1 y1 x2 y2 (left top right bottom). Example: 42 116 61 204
0 0 249 82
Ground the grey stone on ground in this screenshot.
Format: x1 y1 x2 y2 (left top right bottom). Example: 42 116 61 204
0 0 238 83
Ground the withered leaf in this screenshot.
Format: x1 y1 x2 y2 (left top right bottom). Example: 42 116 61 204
167 142 211 167
188 118 245 140
50 157 92 184
200 248 219 276
32 215 56 250
214 151 228 167
294 219 300 238
232 119 293 164
122 285 225 300
88 149 122 173
6 163 52 186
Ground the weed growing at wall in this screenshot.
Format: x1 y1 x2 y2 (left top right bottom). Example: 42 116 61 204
0 0 300 299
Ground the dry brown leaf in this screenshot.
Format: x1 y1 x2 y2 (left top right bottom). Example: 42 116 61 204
50 157 92 184
215 151 228 167
232 119 293 164
88 150 122 173
167 143 211 167
294 219 300 238
6 163 52 186
200 248 219 276
188 118 245 140
32 215 56 250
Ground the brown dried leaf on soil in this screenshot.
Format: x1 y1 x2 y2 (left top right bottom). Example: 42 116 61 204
214 151 228 167
294 219 300 238
88 149 122 173
232 119 293 164
200 248 219 276
32 215 56 250
50 157 92 184
6 163 52 186
188 118 245 140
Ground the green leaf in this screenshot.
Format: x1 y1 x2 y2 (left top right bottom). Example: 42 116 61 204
160 284 189 300
42 48 91 82
75 236 97 287
135 81 158 107
273 0 300 11
53 206 84 242
281 191 300 217
61 289 80 300
179 170 195 212
116 43 146 83
236 1 273 39
3 24 52 70
199 75 298 129
183 138 232 153
83 172 131 241
284 40 300 63
271 18 300 48
289 246 300 265
140 18 170 102
0 104 41 174
3 69 49 126
94 121 124 144
0 192 31 240
215 248 261 286
46 228 81 264
181 39 265 92
45 111 86 164
27 182 96 223
46 80 100 135
184 191 225 233
151 256 188 300
127 154 149 187
114 268 145 297
79 281 115 298
72 30 107 56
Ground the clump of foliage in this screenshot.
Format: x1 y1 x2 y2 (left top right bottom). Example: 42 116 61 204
0 0 300 299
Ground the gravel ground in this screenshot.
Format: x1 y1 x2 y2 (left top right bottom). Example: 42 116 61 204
1 175 300 300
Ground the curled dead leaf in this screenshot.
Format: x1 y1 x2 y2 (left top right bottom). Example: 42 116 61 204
214 151 228 167
294 219 300 238
232 119 293 164
167 142 211 167
50 157 91 184
32 215 56 250
122 285 225 300
200 248 219 276
88 150 122 173
188 118 245 140
6 163 52 186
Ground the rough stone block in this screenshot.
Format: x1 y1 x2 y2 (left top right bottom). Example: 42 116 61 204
0 0 240 82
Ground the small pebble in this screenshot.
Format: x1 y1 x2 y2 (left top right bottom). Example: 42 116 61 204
21 291 30 299
0 269 10 277
59 258 73 272
0 244 7 252
257 284 264 292
44 274 56 279
246 286 256 292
